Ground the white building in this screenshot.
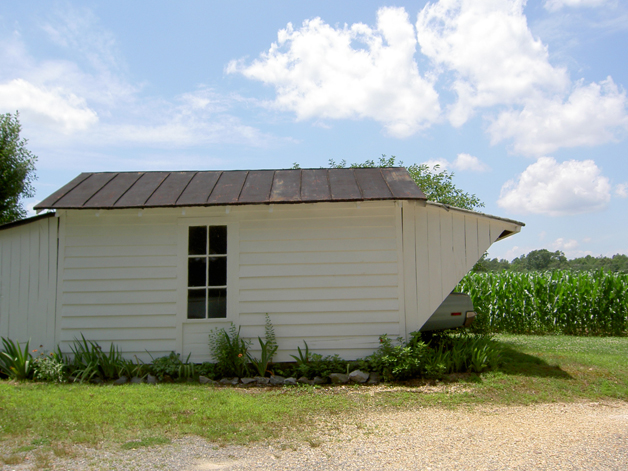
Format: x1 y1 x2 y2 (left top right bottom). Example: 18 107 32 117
0 168 523 361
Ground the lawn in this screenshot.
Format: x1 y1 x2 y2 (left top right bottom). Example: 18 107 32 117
0 335 626 456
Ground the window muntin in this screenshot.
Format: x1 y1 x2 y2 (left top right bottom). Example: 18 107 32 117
187 226 227 319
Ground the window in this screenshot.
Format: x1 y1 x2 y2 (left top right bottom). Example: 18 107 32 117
187 225 227 319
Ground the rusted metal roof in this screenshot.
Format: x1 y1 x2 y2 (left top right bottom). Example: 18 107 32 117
34 168 426 210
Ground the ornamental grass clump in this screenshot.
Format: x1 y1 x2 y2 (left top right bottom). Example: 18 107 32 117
0 337 34 380
67 334 126 382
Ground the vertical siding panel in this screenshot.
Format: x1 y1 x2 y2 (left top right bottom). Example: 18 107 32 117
478 217 492 255
14 231 29 341
414 205 431 331
439 210 455 297
0 234 9 338
37 221 49 348
426 205 443 317
403 202 419 336
464 215 479 273
48 218 59 349
28 226 41 347
451 212 466 287
394 202 406 338
55 214 67 350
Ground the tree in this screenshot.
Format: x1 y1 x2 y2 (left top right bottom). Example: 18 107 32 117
0 112 37 225
321 155 484 211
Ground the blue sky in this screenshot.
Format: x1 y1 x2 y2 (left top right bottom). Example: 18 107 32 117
1 0 627 260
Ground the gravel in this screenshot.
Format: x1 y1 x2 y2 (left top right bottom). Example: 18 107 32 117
2 400 627 470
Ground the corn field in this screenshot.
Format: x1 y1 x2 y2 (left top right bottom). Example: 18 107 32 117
457 270 628 336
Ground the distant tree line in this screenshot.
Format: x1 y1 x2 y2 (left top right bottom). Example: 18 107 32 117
473 249 628 274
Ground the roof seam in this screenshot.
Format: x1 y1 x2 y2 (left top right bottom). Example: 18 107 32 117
81 173 117 208
174 172 197 205
379 167 395 198
352 168 365 199
112 173 143 207
206 171 223 203
143 173 170 206
50 173 92 208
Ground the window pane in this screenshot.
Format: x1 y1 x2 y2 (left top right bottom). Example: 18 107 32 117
209 226 227 255
207 289 227 318
188 226 207 255
187 289 206 319
207 257 227 286
188 257 206 287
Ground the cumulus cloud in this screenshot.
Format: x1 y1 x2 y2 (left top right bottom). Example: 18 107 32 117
452 153 490 172
615 183 628 198
423 153 489 172
0 7 276 152
0 78 98 132
498 157 611 216
488 78 628 156
227 7 440 137
416 0 569 126
544 0 608 12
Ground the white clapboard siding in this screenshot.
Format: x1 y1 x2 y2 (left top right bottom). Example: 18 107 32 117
182 201 403 362
58 211 180 359
404 201 522 334
0 216 58 350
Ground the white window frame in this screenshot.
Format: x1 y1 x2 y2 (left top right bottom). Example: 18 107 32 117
176 217 239 327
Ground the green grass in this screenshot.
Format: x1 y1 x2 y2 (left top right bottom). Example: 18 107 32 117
1 335 626 452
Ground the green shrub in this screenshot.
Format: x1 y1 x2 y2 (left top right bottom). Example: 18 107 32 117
0 338 34 380
363 332 501 381
208 324 251 378
33 354 66 383
148 352 191 381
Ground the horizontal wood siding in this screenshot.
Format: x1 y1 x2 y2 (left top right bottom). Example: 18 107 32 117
0 217 58 350
182 202 403 362
58 211 179 359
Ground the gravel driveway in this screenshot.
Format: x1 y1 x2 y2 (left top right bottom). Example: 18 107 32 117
2 400 627 470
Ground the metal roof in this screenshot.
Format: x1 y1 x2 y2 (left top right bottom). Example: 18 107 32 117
34 168 426 210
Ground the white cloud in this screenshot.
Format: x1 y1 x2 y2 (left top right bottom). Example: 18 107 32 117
416 0 569 126
0 78 98 132
0 8 276 152
545 0 608 12
422 153 489 172
550 237 579 251
615 183 628 198
549 238 594 258
498 157 611 216
453 153 490 172
227 7 441 137
488 78 628 156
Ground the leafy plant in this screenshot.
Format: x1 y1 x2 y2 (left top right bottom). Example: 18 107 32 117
208 324 251 377
67 335 125 381
33 352 66 383
247 337 278 377
148 352 192 381
0 337 34 380
290 341 311 366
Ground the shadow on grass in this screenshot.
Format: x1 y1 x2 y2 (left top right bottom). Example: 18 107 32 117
497 344 573 380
